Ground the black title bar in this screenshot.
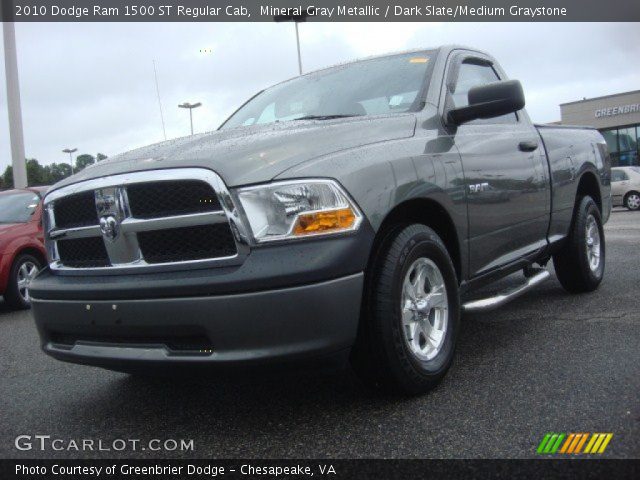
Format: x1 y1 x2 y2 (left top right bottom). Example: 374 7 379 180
2 459 640 480
1 0 639 22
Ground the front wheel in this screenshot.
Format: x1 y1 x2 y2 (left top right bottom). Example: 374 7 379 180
4 254 42 309
624 192 640 211
351 224 460 395
553 196 605 293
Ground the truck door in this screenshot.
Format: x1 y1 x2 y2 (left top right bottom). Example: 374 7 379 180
444 54 549 277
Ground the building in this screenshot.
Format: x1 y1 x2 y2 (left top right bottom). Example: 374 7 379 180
560 90 640 167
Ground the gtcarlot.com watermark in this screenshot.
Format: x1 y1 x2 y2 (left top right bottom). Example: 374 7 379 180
15 435 194 452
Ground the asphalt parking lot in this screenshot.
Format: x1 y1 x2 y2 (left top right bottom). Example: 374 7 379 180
1 210 638 459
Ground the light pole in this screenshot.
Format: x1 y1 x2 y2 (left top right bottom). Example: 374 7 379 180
274 9 309 75
178 102 202 135
2 21 28 188
62 148 77 174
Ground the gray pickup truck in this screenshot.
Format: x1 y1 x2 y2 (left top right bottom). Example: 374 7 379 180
30 45 611 394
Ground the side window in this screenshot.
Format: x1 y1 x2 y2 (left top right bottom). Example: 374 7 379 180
612 170 628 182
451 61 518 124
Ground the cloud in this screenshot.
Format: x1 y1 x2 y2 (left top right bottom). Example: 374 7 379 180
1 22 638 174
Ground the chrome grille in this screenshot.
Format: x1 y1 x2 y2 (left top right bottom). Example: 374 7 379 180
53 191 98 229
137 224 236 264
127 180 221 218
57 237 110 268
44 169 249 274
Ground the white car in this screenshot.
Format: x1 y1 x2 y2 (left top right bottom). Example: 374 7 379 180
611 167 640 210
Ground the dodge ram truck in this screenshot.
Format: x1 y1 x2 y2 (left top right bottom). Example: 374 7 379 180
30 46 611 394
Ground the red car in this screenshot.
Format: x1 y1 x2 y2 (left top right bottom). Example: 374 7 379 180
0 186 49 309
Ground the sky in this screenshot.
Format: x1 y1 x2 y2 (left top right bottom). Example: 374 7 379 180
0 22 639 173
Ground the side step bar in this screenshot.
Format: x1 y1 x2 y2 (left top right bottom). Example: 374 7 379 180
462 269 550 313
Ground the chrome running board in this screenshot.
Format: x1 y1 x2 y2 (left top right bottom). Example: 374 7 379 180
462 269 550 313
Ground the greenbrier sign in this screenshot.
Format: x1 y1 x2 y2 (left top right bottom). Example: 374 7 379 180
595 103 640 118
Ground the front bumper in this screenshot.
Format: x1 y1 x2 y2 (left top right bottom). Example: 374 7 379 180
32 273 363 369
29 226 374 370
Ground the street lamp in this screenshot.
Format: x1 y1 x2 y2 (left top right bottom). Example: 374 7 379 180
2 21 28 189
178 102 202 135
274 9 310 75
62 148 77 174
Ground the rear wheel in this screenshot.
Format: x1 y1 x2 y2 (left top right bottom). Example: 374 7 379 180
624 191 640 211
553 196 605 293
4 254 42 309
351 224 459 395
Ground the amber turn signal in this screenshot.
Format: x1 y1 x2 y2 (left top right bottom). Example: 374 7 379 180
293 208 356 236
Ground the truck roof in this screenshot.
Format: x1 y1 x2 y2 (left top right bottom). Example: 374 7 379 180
267 45 490 92
301 44 487 77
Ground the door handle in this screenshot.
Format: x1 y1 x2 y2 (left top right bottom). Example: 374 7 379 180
518 140 539 152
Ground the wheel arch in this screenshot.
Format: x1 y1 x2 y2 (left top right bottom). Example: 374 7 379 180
368 197 462 283
14 247 47 267
576 170 602 213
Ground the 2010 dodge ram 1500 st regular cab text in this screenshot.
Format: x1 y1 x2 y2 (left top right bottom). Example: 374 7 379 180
30 46 611 394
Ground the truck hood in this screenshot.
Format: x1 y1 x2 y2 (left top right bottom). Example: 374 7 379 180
50 114 416 192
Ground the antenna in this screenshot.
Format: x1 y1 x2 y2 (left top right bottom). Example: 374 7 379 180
152 59 167 140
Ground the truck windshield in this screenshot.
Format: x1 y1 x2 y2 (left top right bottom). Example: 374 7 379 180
0 192 40 224
220 51 433 129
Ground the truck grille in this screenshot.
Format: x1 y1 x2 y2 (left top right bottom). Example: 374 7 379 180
53 191 98 229
127 180 221 218
45 170 244 272
57 237 110 268
138 224 236 264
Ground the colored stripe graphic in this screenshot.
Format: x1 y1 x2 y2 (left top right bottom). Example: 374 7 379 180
597 434 613 453
560 434 575 453
584 433 614 454
544 434 559 453
574 433 589 454
537 434 552 454
538 433 613 455
537 433 566 454
567 434 582 453
550 434 565 453
584 434 598 453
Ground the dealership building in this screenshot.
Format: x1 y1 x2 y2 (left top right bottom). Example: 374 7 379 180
559 90 640 167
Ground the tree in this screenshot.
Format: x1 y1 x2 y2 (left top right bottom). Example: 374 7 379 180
75 154 95 172
48 162 72 183
0 152 104 189
3 165 13 189
26 158 48 186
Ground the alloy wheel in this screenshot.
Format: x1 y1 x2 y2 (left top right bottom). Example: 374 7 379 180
16 260 39 303
585 215 601 272
401 258 449 361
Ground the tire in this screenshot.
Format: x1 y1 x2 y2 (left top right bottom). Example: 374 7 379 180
624 191 640 211
553 196 605 293
351 224 460 395
4 254 42 309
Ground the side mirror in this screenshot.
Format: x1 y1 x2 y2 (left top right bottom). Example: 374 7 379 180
447 79 525 125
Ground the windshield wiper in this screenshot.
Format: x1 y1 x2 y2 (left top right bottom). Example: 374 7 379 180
293 114 363 121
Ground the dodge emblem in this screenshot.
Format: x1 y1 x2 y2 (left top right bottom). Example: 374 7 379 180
99 215 119 241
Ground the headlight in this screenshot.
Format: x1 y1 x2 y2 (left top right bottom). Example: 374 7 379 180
235 179 362 243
